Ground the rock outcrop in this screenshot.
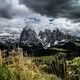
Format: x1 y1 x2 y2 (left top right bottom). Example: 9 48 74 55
20 27 44 49
20 27 80 49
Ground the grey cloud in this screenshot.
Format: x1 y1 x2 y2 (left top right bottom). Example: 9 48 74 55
0 0 80 37
1 0 80 19
20 0 80 18
20 0 70 16
0 0 31 19
0 0 12 18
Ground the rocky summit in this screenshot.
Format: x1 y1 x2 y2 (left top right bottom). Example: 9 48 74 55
0 26 80 51
20 26 80 49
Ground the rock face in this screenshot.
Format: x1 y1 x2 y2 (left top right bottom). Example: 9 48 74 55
38 28 79 47
20 28 38 43
20 27 79 49
20 27 44 49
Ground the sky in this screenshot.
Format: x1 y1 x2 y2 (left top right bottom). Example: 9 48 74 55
0 0 80 37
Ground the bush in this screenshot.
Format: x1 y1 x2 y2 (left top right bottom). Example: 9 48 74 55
0 66 12 80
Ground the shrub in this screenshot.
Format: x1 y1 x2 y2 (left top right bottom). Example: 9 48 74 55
0 65 12 80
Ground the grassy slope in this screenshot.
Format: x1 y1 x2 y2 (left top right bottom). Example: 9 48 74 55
0 49 59 80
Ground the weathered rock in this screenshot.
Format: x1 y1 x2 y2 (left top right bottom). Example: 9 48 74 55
20 27 80 49
20 27 45 49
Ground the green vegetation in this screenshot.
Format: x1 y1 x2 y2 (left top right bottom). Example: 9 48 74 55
66 57 80 79
50 48 67 52
0 66 12 80
0 49 59 80
0 46 80 80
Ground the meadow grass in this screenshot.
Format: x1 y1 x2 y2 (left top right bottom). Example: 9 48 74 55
0 49 59 80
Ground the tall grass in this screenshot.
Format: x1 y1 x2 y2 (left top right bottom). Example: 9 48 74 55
0 48 59 80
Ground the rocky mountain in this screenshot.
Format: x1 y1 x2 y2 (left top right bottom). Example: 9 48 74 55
20 27 45 49
0 26 79 51
20 26 80 49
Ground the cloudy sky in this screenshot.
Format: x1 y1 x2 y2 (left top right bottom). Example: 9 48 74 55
0 0 80 37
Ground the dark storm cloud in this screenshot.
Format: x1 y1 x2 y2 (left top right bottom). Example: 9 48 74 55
0 7 12 19
0 0 80 37
0 0 12 18
20 0 80 17
20 0 70 16
1 0 80 18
